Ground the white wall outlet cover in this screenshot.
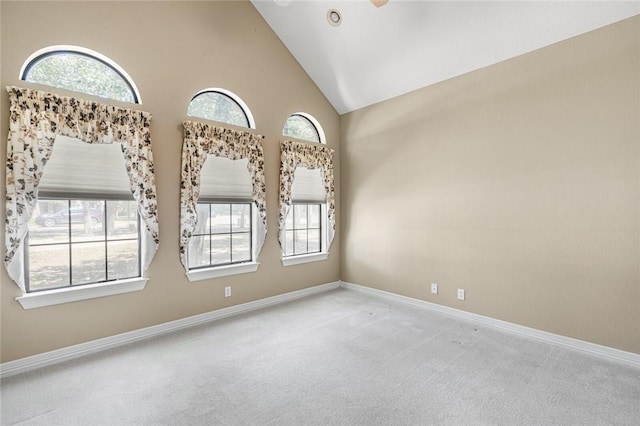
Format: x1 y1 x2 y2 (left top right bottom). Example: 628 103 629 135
225 286 231 297
431 283 438 294
457 289 465 300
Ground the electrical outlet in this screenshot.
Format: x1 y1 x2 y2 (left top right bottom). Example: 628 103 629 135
225 286 231 298
431 283 438 295
457 289 465 301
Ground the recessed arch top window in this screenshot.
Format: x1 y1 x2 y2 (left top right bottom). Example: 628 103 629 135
283 113 325 144
20 45 140 104
188 88 255 129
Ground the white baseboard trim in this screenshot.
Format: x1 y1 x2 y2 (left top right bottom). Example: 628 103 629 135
0 281 341 379
339 281 640 369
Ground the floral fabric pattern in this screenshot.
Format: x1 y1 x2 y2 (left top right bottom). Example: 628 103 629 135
279 139 335 251
180 120 266 270
4 86 159 291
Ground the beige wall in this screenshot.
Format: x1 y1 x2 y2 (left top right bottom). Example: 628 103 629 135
0 1 340 363
341 16 639 354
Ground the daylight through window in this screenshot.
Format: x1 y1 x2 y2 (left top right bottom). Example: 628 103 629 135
21 47 139 103
27 199 140 292
283 113 323 143
283 203 322 256
188 89 254 128
188 203 253 269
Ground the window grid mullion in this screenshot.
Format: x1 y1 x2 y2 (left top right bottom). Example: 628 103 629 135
229 204 233 263
67 199 73 287
209 204 213 267
307 205 311 253
104 202 109 281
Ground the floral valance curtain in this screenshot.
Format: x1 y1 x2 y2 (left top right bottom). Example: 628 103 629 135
4 86 159 291
180 120 266 270
279 139 335 250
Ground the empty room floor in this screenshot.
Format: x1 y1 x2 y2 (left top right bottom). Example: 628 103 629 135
1 288 639 425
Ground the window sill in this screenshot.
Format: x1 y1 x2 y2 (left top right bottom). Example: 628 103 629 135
15 278 148 310
186 262 260 282
282 252 328 267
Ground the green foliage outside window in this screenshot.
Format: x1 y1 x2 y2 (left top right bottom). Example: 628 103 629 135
283 114 320 143
187 92 249 128
24 53 136 103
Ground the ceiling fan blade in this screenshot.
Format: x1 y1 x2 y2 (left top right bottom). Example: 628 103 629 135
370 0 389 8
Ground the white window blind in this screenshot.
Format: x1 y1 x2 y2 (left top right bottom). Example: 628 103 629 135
38 136 132 198
199 156 252 201
291 167 325 203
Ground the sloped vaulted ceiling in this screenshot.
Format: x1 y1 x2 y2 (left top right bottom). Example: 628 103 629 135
251 0 640 114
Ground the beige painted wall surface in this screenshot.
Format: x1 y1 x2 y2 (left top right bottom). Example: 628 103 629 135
0 1 340 363
341 16 639 354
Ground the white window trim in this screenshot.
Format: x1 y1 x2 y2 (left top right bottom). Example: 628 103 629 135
15 277 148 310
186 261 260 282
20 196 148 308
282 204 329 266
186 202 260 282
282 252 328 267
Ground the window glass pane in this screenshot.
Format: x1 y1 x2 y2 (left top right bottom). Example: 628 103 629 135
294 205 308 229
211 235 231 265
294 230 308 255
211 204 231 234
232 234 251 263
284 231 295 257
188 235 211 269
285 206 294 230
232 204 251 232
107 240 139 280
30 201 70 245
28 224 70 246
308 229 321 253
70 201 105 242
71 242 106 285
309 204 321 228
24 52 136 103
33 199 69 236
187 92 249 128
28 244 70 291
283 115 320 143
107 200 138 240
193 204 210 236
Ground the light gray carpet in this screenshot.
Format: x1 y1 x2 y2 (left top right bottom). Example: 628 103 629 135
1 288 639 425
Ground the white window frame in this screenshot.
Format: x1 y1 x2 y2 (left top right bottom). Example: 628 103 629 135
20 45 142 104
186 202 260 282
17 197 147 309
16 277 148 310
188 88 256 129
281 203 329 266
284 112 326 144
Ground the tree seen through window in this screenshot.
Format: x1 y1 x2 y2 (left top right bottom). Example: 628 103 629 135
23 51 137 103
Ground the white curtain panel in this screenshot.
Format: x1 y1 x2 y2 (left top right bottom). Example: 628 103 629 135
4 86 159 291
180 121 267 271
279 140 336 251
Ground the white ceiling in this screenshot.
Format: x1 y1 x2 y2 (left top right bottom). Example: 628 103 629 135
251 0 640 115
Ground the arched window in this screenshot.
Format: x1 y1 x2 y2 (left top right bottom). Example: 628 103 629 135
188 88 255 129
283 113 325 144
20 45 140 103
